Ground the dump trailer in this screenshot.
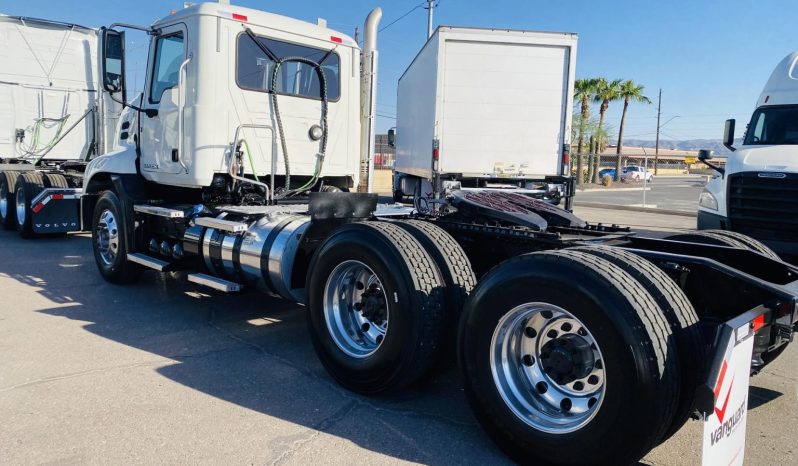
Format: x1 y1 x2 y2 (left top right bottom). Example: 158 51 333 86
0 15 120 237
391 26 577 208
66 2 797 465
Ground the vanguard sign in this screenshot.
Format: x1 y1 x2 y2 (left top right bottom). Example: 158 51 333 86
701 320 756 466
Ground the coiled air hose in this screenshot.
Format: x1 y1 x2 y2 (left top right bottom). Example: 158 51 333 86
269 56 329 197
244 28 331 199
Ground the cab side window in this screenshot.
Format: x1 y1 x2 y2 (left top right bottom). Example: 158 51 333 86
149 33 185 104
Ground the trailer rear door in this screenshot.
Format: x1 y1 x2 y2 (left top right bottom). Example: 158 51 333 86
439 39 570 177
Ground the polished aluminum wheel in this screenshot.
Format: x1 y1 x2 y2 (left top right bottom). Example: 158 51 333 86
0 182 8 219
15 185 26 226
95 209 120 266
491 302 606 434
323 260 389 358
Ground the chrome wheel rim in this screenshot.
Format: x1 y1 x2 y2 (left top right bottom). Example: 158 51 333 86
323 260 389 358
491 302 606 434
15 186 25 226
0 182 7 219
95 209 120 266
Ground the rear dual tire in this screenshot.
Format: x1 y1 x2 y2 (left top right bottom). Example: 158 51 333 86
458 250 681 465
306 221 448 394
0 171 20 230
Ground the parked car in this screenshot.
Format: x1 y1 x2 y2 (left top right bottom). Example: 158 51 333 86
598 168 616 178
621 165 653 182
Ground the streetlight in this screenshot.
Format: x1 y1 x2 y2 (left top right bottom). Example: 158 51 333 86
654 109 680 175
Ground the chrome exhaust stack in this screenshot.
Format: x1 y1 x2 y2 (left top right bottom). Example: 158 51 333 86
358 7 382 193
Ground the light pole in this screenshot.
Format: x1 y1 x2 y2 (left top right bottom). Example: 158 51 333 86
654 109 680 175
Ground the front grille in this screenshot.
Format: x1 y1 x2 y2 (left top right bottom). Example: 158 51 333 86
727 172 798 240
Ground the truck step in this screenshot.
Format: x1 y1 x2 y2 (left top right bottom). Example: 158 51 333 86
134 204 185 218
194 216 248 233
127 253 171 271
187 273 242 292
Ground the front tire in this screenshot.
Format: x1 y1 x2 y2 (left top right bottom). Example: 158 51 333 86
91 190 141 284
458 250 680 465
307 221 446 394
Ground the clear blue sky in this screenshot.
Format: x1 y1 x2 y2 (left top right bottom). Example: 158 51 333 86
3 0 796 141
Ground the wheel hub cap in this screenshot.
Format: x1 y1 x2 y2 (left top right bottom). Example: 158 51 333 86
491 303 606 434
95 209 120 266
15 186 26 226
0 183 7 218
323 260 389 358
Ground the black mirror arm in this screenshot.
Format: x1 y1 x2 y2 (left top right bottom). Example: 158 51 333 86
700 159 725 176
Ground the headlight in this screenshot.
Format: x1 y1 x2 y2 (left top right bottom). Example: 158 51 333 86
699 189 718 211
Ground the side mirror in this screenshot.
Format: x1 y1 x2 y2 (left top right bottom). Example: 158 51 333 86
723 119 736 152
387 128 396 147
698 149 713 161
102 28 126 102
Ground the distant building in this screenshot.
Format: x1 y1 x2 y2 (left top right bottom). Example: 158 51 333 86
600 145 699 160
374 134 395 169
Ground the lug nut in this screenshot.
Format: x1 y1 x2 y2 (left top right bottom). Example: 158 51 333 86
524 327 537 338
547 329 558 339
573 381 584 391
536 382 548 394
361 323 370 332
522 355 535 366
588 375 599 385
560 398 572 411
561 322 573 332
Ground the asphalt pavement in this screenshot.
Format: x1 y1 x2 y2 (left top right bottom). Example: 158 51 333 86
0 217 796 465
574 176 706 212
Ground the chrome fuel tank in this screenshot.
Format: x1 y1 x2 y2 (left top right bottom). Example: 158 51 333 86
187 213 311 303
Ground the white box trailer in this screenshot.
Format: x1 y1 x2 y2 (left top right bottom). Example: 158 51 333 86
392 26 577 207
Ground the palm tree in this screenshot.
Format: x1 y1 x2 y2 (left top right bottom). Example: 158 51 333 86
591 78 622 183
614 80 651 180
573 79 598 185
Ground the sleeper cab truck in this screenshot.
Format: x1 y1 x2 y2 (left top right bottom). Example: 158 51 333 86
0 15 121 238
698 50 798 263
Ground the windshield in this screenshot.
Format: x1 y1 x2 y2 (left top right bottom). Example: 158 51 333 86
744 105 798 145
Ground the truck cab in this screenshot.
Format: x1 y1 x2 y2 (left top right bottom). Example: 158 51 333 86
84 2 363 201
698 51 798 262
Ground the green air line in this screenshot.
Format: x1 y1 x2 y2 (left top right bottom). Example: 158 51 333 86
241 139 261 183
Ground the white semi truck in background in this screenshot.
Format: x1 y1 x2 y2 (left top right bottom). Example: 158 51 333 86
0 15 121 237
390 26 577 209
2 3 798 465
698 50 798 262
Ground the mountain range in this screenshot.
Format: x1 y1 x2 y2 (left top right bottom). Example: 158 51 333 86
622 138 745 155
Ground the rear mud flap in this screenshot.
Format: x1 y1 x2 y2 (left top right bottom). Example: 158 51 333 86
30 188 82 234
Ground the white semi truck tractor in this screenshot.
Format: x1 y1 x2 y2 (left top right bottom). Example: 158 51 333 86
0 15 121 237
68 3 797 464
697 51 798 263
